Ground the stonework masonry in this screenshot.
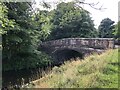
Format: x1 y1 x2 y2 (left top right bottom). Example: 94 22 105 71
39 38 115 55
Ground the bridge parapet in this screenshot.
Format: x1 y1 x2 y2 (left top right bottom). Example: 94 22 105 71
40 38 115 50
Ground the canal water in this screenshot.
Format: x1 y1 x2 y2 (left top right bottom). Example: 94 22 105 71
2 67 53 88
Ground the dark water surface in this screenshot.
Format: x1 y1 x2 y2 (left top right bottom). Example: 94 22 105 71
2 67 52 88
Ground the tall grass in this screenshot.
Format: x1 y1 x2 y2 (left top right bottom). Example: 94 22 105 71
25 49 119 88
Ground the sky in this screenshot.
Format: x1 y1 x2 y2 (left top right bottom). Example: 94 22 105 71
35 0 120 28
82 0 119 28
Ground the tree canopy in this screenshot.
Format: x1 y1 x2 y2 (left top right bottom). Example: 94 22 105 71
47 2 98 40
113 21 120 39
1 2 51 71
98 18 115 38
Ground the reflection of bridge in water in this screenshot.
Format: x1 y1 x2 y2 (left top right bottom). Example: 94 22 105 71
39 38 115 64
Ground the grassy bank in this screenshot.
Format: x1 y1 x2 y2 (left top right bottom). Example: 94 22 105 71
25 49 119 88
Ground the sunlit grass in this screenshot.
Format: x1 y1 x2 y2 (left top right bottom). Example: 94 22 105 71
25 49 119 88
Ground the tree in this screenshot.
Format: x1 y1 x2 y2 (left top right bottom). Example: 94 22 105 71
0 2 15 34
98 18 115 38
32 10 53 42
112 21 120 45
113 21 120 39
47 2 98 40
2 2 51 71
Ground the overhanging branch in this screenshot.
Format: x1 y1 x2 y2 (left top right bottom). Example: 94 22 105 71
75 1 106 10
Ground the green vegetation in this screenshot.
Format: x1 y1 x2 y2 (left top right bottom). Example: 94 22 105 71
1 2 52 71
98 18 115 38
48 2 98 40
26 49 119 88
1 1 119 88
113 21 120 39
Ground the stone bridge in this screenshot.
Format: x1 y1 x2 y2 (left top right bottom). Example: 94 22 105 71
39 38 115 64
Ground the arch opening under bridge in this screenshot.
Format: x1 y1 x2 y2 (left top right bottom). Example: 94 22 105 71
53 49 84 63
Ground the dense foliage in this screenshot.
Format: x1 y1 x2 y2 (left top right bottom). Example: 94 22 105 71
1 2 51 71
47 2 98 40
113 21 120 39
98 18 115 38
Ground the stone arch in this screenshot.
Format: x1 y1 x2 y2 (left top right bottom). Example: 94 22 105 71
52 48 84 65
